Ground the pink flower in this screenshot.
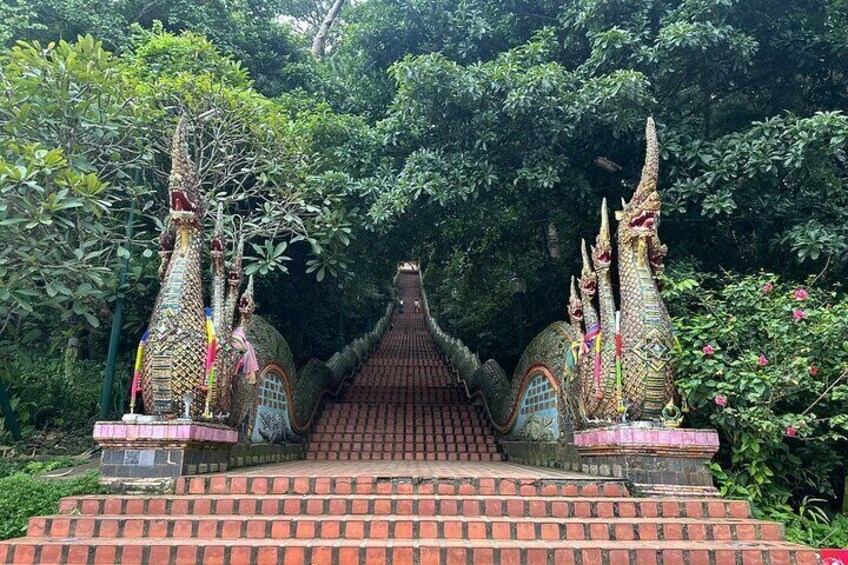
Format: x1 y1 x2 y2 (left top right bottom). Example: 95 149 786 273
714 395 727 407
758 355 768 367
763 282 774 293
785 425 797 438
793 309 806 320
793 288 808 300
809 366 818 376
703 345 715 356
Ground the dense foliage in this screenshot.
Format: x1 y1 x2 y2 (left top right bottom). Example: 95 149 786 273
0 0 845 544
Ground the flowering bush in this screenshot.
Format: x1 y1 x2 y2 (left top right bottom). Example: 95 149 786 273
665 269 848 543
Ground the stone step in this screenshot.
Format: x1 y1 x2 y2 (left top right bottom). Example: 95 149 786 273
173 475 629 496
304 451 504 461
306 432 498 444
321 407 483 414
312 421 489 429
28 514 785 542
58 495 751 519
305 443 501 454
0 537 818 565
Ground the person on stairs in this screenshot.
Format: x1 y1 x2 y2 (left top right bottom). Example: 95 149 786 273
398 298 404 313
414 299 421 313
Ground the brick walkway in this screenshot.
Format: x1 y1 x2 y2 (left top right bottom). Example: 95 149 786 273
306 270 502 462
235 459 590 478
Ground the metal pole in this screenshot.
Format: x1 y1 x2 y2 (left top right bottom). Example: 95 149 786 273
517 294 525 354
99 170 140 420
337 281 345 350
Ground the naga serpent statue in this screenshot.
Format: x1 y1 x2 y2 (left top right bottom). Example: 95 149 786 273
131 116 281 427
128 116 393 442
425 117 680 438
573 115 678 422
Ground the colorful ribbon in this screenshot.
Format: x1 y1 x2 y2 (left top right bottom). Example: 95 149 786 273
129 330 150 414
203 307 217 417
615 311 625 415
581 323 600 354
232 326 259 384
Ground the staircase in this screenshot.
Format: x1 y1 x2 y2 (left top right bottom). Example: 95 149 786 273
0 270 820 564
306 272 501 461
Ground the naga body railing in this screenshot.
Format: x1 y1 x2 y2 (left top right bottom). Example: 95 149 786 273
421 117 681 442
421 272 577 442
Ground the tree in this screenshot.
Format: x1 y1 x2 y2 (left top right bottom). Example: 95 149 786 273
311 0 346 58
0 36 151 345
0 0 315 96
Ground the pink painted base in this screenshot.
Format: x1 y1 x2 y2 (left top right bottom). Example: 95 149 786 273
821 550 848 564
573 424 720 496
574 426 719 451
93 421 238 444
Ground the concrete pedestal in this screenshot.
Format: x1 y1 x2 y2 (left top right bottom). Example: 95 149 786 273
574 423 720 496
93 420 238 491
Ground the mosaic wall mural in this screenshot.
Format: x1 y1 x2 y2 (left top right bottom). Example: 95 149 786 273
512 372 559 441
251 369 293 444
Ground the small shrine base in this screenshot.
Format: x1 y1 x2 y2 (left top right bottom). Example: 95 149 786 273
574 423 720 496
499 440 581 471
93 418 238 490
229 442 306 469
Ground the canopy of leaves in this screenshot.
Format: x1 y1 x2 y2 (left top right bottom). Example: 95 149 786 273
0 0 314 94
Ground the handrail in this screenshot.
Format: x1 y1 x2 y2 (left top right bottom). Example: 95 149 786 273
262 301 395 435
418 270 576 439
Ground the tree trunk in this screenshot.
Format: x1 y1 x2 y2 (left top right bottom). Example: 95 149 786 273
311 0 346 59
546 222 561 260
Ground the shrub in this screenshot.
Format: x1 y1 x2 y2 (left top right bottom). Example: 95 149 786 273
0 471 104 540
666 268 847 545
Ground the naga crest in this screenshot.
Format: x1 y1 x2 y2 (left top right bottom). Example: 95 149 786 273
617 117 660 245
591 199 613 271
134 115 263 424
579 239 597 298
563 117 679 424
168 116 202 226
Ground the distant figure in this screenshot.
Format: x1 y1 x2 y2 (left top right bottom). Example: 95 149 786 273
399 299 404 313
414 299 421 313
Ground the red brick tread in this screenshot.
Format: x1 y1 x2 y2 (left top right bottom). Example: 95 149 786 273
173 474 628 496
27 514 786 542
0 537 819 565
57 495 752 519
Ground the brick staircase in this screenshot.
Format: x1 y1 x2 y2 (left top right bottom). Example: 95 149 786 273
306 274 500 461
0 270 820 564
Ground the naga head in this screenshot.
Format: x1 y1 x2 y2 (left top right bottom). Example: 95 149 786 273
211 203 225 263
168 115 202 226
227 233 244 288
568 276 584 323
238 274 256 327
578 239 597 298
159 218 175 254
618 117 660 243
591 198 613 271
